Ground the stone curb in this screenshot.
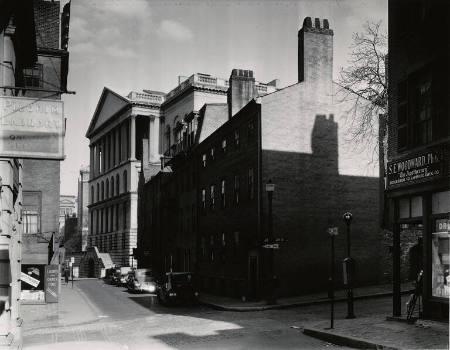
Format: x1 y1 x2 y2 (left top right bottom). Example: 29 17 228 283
302 327 400 350
199 289 414 312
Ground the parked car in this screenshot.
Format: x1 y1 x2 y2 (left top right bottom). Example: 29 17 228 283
157 272 198 305
127 268 156 293
117 267 132 286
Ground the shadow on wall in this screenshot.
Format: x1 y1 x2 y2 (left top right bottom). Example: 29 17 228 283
262 114 382 297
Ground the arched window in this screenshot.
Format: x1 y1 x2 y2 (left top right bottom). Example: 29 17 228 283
106 179 109 199
90 186 94 204
116 174 120 196
101 181 104 200
111 176 115 197
96 183 99 202
123 170 127 193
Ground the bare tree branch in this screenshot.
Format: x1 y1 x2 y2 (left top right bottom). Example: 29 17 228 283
337 21 387 146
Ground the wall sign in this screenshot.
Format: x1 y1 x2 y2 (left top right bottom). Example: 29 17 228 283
0 96 65 160
387 150 443 188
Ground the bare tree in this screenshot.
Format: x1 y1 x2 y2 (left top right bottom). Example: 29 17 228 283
337 21 387 147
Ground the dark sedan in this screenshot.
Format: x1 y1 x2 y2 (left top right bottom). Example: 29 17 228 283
156 272 198 305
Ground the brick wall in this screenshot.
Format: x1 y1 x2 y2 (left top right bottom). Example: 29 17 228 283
34 0 60 49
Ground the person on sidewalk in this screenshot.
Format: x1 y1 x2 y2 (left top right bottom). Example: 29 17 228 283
64 268 69 284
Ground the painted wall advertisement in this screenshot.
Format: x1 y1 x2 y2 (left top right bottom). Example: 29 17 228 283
45 265 59 303
0 96 64 159
386 150 443 188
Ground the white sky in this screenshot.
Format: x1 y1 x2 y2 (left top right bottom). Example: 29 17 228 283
61 0 387 195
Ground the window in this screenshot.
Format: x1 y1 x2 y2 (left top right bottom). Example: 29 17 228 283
105 207 109 232
210 185 215 210
201 237 206 258
111 177 114 197
397 80 408 150
23 192 41 234
222 139 227 154
90 211 94 235
248 168 254 199
23 63 43 87
234 174 240 205
210 147 215 161
414 79 432 145
115 205 119 231
106 179 109 199
201 189 206 213
221 179 226 208
122 233 126 249
432 218 450 298
248 120 255 138
101 181 104 200
234 130 240 149
90 186 94 204
96 183 100 202
123 202 127 229
222 233 226 246
96 210 99 234
116 174 120 196
123 171 127 193
202 154 207 168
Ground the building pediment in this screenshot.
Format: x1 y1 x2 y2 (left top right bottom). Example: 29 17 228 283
86 87 131 138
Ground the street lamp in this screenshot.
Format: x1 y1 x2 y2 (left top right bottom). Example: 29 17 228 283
265 179 276 304
343 212 355 319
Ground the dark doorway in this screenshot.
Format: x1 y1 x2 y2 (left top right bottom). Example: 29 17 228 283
88 259 95 278
248 256 258 300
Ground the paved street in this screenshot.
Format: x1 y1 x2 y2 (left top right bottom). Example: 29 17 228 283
22 279 360 350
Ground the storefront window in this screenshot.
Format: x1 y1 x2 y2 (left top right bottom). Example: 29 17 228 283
432 219 449 298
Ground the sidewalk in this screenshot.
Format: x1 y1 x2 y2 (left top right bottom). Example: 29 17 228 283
198 282 414 311
21 281 98 332
302 316 449 350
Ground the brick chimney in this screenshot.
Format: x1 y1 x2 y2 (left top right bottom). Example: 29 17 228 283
227 69 257 119
298 17 333 90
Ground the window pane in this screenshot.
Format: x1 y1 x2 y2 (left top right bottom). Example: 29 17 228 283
399 198 410 219
432 191 450 214
432 219 450 298
411 196 423 217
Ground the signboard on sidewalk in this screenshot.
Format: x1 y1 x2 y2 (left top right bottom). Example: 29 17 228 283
0 96 65 159
45 265 59 303
20 272 40 288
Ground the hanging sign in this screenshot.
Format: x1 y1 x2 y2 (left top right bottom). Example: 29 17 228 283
0 96 64 160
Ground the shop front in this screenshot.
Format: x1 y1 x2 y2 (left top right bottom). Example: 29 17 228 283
386 146 449 321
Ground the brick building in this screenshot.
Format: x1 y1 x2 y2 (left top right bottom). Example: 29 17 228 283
138 18 383 299
384 0 449 320
0 0 69 345
20 0 70 304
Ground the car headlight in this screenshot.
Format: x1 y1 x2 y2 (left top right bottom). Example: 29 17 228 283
169 292 177 297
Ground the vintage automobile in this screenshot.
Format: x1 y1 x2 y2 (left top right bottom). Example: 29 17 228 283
156 272 198 305
127 268 156 293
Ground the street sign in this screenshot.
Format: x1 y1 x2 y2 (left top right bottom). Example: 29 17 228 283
20 272 40 288
328 227 339 236
262 243 280 249
0 96 65 160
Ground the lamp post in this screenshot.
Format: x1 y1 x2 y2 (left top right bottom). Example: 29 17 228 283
265 179 276 304
343 212 355 319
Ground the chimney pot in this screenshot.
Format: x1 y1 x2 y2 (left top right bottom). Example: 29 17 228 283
323 19 329 29
315 18 321 28
303 17 312 28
